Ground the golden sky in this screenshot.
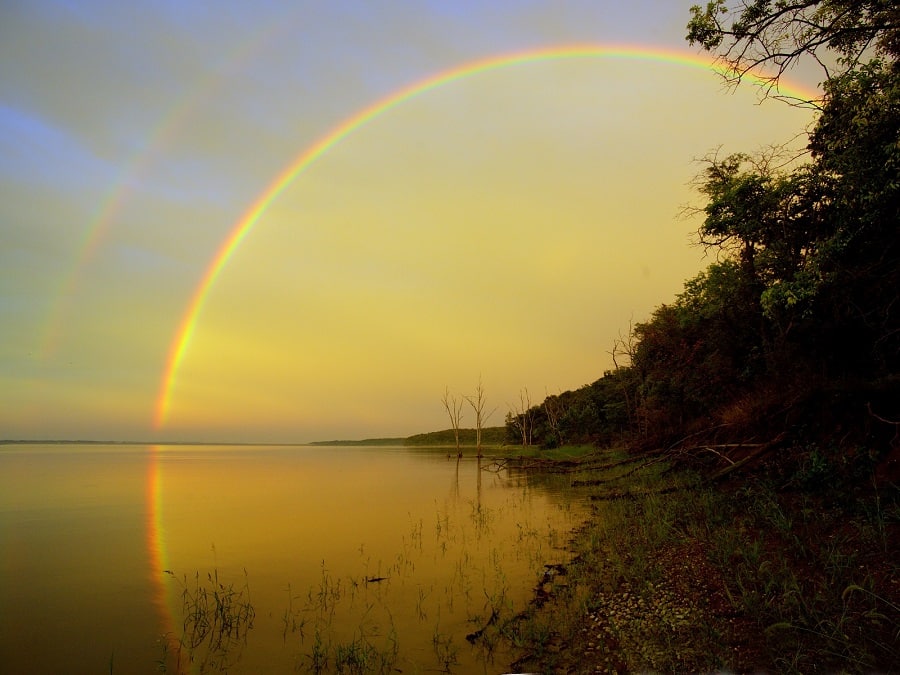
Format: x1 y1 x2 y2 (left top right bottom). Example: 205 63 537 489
0 1 821 442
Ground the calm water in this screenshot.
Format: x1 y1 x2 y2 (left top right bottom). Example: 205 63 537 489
0 444 588 674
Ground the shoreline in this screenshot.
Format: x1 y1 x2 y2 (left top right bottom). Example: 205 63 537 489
493 446 899 673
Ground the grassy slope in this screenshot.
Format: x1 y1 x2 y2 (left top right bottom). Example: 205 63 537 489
310 427 508 447
404 426 507 447
497 447 899 673
307 437 406 446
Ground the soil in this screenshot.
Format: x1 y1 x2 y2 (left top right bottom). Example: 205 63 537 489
506 469 899 674
518 540 769 674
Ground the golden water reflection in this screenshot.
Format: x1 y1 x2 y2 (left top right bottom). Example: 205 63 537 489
1 444 588 674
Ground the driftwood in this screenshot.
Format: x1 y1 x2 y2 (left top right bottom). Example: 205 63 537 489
571 448 668 487
481 455 586 474
466 563 569 645
869 402 900 449
465 607 500 644
485 428 787 491
707 433 787 481
577 435 785 496
481 449 652 476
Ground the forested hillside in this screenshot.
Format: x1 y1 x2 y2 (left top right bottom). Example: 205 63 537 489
507 1 899 483
502 7 899 671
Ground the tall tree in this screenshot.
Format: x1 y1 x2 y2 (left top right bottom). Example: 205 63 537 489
804 60 900 375
687 1 900 383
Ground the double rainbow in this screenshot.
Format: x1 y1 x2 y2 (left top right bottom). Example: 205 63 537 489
153 43 820 427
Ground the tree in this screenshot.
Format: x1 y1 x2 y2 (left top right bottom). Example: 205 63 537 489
507 388 536 447
685 0 900 386
629 256 777 440
802 60 900 375
466 376 495 456
543 389 571 448
687 0 900 97
441 387 465 454
609 321 642 434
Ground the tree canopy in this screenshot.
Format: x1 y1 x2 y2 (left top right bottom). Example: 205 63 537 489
506 1 899 454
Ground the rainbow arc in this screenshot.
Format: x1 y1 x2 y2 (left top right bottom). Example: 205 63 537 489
153 43 820 428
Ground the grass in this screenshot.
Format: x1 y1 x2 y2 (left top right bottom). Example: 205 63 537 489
405 426 507 447
488 443 599 461
503 446 900 673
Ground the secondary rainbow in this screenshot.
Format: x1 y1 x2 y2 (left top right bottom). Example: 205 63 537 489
153 43 820 427
38 16 295 361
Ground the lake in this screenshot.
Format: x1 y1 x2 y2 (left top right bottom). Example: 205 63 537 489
0 443 589 673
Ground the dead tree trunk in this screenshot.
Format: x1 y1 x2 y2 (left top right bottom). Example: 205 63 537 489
441 386 465 454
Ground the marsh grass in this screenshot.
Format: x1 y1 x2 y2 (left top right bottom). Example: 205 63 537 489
160 568 256 673
149 457 584 673
272 480 572 673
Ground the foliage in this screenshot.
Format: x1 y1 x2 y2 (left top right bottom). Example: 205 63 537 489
496 8 900 672
506 4 899 458
686 0 900 95
404 426 506 447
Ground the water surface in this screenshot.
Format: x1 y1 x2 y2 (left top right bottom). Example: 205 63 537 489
0 443 587 673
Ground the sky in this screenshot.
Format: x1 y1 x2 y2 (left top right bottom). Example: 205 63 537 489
1 1 823 443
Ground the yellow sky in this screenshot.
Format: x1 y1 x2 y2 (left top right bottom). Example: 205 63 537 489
0 3 821 442
164 61 815 440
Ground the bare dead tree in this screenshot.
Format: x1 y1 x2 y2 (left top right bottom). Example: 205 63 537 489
543 388 569 448
466 376 496 457
508 387 535 447
441 386 465 454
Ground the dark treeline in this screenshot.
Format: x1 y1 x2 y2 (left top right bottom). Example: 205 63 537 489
508 2 899 467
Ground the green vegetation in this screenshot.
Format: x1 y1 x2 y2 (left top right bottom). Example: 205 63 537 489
405 426 507 448
308 427 507 448
501 449 899 673
503 1 900 485
307 437 406 446
490 443 597 461
491 4 900 672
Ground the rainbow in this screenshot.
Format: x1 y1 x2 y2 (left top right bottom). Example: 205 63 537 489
153 43 821 427
39 180 131 359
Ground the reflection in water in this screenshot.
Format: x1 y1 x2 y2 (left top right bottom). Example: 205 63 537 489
146 446 183 671
0 444 587 674
0 444 161 674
